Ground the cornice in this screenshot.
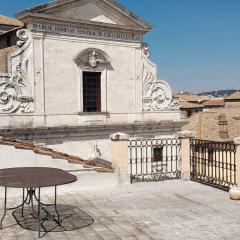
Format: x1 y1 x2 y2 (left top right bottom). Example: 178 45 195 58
20 13 149 34
16 0 152 32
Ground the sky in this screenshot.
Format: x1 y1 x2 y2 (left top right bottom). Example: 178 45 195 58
1 0 240 93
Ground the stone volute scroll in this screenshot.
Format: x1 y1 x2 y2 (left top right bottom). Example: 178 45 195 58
141 43 179 111
74 49 111 69
0 29 34 114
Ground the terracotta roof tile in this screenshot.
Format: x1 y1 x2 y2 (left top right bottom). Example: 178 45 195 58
0 15 24 27
174 93 201 102
203 99 225 107
182 107 240 142
180 102 204 109
225 91 240 100
0 137 112 172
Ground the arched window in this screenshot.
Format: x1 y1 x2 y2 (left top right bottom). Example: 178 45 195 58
74 49 111 113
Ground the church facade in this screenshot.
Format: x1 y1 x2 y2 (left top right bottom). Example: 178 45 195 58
0 0 182 161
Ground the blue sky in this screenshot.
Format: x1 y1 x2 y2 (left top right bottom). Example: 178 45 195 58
1 0 240 93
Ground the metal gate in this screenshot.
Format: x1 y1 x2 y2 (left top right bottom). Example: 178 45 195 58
128 138 181 183
190 139 236 191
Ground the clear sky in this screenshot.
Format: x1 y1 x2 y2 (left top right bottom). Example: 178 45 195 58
1 0 240 93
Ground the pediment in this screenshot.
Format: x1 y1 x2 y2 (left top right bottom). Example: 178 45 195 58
16 0 152 31
49 1 123 25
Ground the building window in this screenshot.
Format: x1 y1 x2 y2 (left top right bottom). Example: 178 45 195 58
187 110 192 117
6 36 11 47
83 71 101 112
153 147 163 162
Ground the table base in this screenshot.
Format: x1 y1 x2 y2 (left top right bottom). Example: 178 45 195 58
0 187 63 238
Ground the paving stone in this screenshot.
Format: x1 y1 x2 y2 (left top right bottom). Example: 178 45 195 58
0 181 240 239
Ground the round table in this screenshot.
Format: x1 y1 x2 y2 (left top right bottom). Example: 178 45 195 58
0 167 77 238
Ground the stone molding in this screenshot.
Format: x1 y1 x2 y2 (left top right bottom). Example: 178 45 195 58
0 121 185 141
178 131 195 139
110 132 130 141
234 137 240 145
16 0 152 32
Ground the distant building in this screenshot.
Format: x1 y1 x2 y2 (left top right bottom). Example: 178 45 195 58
202 99 225 110
224 91 240 108
182 107 240 142
0 15 24 72
174 93 202 117
0 15 24 49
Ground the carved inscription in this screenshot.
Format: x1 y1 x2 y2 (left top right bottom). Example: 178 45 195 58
29 23 143 42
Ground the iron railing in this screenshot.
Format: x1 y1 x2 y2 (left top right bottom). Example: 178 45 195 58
190 139 236 191
128 138 181 183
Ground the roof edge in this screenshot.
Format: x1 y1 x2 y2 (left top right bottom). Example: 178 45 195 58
16 0 152 31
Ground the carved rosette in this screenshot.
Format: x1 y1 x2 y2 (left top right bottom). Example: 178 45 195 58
142 45 179 112
0 29 34 114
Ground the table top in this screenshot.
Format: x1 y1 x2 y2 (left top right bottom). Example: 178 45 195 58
0 167 77 188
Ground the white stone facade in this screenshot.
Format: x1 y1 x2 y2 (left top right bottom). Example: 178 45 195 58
0 0 180 129
0 0 183 163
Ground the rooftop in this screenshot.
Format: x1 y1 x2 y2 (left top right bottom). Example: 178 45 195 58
203 99 225 107
0 15 24 27
225 91 240 100
180 102 204 109
175 93 201 102
1 180 240 239
182 107 240 141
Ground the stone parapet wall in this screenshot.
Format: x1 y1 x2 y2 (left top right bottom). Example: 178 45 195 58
0 122 185 162
0 121 185 141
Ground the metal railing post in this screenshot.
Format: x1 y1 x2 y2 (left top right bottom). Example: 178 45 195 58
234 138 240 187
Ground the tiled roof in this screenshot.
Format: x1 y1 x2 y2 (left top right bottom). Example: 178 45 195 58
180 102 204 109
182 107 240 142
174 93 200 102
0 137 113 173
0 15 24 27
225 91 240 100
203 99 225 107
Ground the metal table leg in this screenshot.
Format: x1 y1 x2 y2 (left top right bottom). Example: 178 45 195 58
54 186 60 224
38 187 41 238
21 188 25 217
0 187 7 229
1 186 64 238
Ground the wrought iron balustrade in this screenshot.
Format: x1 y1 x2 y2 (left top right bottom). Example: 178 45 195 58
190 139 236 191
128 138 181 183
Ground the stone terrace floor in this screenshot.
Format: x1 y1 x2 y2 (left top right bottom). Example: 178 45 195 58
1 180 240 240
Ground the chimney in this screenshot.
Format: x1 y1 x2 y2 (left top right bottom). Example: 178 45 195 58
218 114 229 139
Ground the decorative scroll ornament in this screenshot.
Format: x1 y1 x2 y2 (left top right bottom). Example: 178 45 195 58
142 45 179 112
0 29 34 114
141 42 149 57
16 29 29 47
0 62 34 113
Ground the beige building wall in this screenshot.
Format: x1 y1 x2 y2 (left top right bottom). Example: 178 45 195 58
0 46 16 72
